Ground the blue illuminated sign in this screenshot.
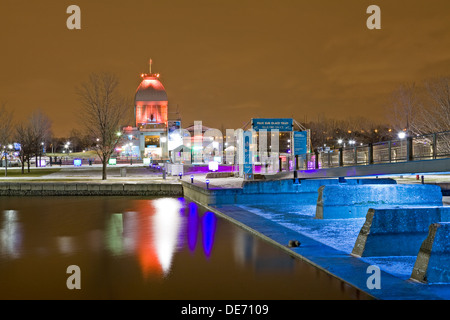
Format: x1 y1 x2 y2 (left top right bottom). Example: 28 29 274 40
293 131 308 156
243 131 252 174
252 118 293 131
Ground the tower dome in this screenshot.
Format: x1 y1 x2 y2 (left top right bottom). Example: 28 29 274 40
135 73 168 102
134 71 168 128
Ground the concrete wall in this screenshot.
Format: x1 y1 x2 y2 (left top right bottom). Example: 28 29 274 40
182 177 397 206
352 207 450 257
411 222 450 284
0 182 183 196
316 184 443 219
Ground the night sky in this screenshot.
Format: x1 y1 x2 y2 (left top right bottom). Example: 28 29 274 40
1 0 449 137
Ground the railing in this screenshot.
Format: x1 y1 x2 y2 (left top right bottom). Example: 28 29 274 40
280 130 450 172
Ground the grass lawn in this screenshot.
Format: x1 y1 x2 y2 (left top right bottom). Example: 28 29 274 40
0 168 62 178
46 151 99 159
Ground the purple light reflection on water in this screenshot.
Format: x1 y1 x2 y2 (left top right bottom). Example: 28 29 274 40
185 202 217 258
201 211 217 258
187 202 199 252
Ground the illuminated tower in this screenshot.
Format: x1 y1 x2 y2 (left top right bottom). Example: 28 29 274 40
134 59 169 159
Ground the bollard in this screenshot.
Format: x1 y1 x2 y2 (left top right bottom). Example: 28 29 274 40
421 175 424 184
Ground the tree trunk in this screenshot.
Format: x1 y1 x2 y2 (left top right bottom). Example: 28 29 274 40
4 154 8 177
102 160 107 180
21 156 25 174
27 159 30 173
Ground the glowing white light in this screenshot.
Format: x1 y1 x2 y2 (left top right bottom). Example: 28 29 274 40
398 132 406 139
152 198 182 276
208 161 219 171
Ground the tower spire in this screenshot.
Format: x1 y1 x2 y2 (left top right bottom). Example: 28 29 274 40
149 58 152 74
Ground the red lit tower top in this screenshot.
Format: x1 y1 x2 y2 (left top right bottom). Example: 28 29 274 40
134 59 168 128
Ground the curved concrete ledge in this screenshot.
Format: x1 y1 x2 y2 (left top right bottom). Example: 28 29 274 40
352 207 450 257
0 182 183 196
182 178 397 206
411 222 450 284
316 184 443 219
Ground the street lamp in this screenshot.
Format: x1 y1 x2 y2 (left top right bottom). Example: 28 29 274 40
398 132 406 139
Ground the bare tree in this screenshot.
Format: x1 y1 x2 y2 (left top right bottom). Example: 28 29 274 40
0 103 14 174
420 76 450 133
14 110 52 173
29 109 52 167
15 123 35 173
386 83 423 136
76 72 131 180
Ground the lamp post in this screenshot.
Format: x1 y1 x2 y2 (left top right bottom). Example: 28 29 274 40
398 131 407 161
128 142 133 165
3 146 7 177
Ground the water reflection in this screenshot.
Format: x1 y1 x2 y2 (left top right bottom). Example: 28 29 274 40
187 202 199 252
202 211 217 258
0 210 22 259
0 197 372 299
103 199 217 279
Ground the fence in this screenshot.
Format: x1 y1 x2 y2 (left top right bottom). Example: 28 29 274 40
278 130 450 172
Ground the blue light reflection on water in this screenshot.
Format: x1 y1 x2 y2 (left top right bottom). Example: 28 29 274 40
201 211 217 258
187 202 199 252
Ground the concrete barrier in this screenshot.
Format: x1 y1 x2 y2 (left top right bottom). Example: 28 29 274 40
182 177 397 206
410 222 450 284
316 184 443 219
0 182 183 196
352 207 450 257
